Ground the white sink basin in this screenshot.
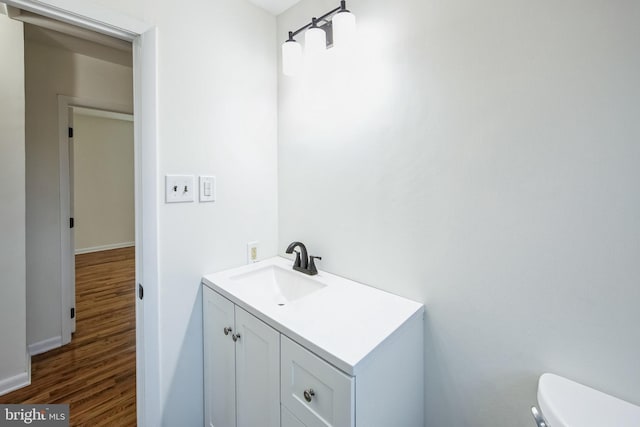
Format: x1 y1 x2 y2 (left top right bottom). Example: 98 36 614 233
228 264 326 305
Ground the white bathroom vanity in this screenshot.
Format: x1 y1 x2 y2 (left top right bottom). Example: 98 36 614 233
202 257 424 427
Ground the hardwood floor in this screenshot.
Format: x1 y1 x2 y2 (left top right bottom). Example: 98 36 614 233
0 247 137 426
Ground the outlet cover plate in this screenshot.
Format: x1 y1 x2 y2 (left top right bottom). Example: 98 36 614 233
247 241 259 264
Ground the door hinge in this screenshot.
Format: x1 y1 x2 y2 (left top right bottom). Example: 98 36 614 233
70 308 75 319
70 217 74 228
138 283 144 300
68 127 74 138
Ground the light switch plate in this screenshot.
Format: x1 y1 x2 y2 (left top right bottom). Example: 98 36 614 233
165 175 195 203
199 176 216 202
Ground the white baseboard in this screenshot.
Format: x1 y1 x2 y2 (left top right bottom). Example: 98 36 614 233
0 353 31 396
28 336 63 356
75 241 135 255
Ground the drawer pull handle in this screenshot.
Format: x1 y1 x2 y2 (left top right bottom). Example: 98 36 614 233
232 333 241 342
303 389 315 403
223 327 233 336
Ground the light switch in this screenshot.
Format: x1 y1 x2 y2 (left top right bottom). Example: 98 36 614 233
199 176 216 202
165 175 195 203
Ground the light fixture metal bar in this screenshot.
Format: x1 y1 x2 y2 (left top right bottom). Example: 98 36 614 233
287 1 346 39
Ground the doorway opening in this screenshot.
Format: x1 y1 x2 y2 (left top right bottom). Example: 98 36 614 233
0 8 139 423
69 106 136 367
59 98 136 347
0 0 159 423
70 107 135 256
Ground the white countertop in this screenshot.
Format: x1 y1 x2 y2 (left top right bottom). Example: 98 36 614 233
202 256 424 376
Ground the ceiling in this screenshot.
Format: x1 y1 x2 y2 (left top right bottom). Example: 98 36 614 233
247 0 301 15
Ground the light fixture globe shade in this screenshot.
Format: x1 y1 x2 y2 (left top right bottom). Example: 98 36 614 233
304 26 327 58
332 10 356 48
282 40 302 76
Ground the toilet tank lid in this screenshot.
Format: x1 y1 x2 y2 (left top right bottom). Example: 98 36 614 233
538 373 640 427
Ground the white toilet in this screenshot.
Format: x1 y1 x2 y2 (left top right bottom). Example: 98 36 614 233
532 373 640 427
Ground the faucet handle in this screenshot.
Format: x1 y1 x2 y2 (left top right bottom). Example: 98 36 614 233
293 250 302 268
308 256 322 275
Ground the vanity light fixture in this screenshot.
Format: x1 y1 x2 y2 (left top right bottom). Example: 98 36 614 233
304 17 327 60
281 0 356 76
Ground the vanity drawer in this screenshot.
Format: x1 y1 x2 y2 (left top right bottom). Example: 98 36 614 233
281 336 354 427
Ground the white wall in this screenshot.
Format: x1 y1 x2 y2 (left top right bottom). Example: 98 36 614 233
153 2 278 425
25 35 133 346
17 1 278 424
73 113 135 253
278 0 640 426
0 12 28 393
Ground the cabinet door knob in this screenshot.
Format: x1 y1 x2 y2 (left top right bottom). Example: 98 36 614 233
232 333 241 342
223 327 232 336
303 389 315 403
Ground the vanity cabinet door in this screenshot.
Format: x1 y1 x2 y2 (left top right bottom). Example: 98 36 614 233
203 287 236 427
282 406 306 427
235 307 280 427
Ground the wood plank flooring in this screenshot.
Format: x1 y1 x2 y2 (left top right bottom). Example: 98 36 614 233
0 247 137 426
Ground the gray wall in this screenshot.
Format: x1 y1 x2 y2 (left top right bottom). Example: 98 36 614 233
73 113 135 253
278 0 640 425
0 12 28 391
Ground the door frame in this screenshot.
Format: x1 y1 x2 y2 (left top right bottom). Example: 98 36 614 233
58 96 134 343
6 1 160 425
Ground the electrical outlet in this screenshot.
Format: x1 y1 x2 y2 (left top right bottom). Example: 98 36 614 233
247 241 259 264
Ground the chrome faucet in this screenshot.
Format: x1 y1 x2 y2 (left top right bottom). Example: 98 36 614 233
285 241 322 276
